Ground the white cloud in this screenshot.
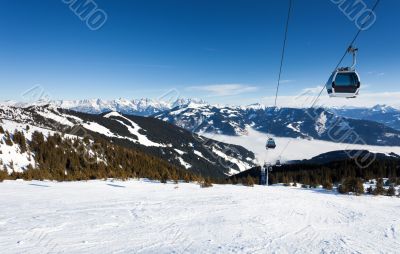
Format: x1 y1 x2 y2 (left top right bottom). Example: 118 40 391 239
280 79 296 84
300 85 325 94
367 71 385 77
186 84 258 97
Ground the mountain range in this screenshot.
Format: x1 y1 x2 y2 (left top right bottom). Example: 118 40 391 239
3 99 400 131
0 105 255 178
155 103 400 146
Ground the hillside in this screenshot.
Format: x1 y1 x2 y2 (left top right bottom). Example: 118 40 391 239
0 105 256 178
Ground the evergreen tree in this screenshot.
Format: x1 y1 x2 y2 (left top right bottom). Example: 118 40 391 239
387 186 396 196
373 178 385 196
183 173 191 183
323 182 333 190
4 131 13 146
0 169 7 182
13 130 27 153
338 178 364 195
201 177 213 188
366 186 374 194
245 175 255 187
0 126 4 134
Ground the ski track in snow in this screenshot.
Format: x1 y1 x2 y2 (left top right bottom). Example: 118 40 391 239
0 180 399 254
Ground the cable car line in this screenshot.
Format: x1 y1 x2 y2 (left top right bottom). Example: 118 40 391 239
267 0 381 166
311 0 381 107
263 0 293 166
274 0 293 107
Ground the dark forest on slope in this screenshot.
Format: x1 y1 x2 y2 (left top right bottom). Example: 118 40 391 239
0 128 200 182
230 157 400 188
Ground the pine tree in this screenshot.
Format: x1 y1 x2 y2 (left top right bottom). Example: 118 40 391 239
201 177 213 188
161 172 169 184
4 131 13 146
387 186 396 196
323 182 333 190
0 168 7 182
367 186 373 194
182 173 190 183
13 130 27 153
246 175 255 187
338 184 348 194
373 178 385 195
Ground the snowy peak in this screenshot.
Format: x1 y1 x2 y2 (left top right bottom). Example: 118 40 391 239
156 105 400 146
19 98 208 116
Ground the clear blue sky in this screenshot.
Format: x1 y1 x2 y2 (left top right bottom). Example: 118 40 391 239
0 0 398 105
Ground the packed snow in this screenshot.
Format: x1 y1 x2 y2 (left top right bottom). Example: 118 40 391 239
0 180 399 253
203 127 400 165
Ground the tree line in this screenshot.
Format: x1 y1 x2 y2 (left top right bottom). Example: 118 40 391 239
0 126 201 183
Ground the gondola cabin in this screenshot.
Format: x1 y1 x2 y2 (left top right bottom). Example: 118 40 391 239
266 138 276 149
326 67 360 98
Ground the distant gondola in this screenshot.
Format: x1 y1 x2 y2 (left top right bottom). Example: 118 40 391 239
266 138 276 149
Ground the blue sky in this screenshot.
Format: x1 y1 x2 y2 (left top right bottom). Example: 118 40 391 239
0 0 399 105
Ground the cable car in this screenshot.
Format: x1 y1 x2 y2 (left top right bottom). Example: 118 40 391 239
326 47 361 98
266 138 276 149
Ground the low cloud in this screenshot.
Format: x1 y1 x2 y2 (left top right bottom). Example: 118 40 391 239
187 84 258 97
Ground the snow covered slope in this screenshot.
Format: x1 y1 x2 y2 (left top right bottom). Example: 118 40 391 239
0 105 256 177
0 180 398 253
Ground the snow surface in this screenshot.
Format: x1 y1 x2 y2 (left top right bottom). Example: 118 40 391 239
177 157 191 169
0 180 399 253
0 137 33 173
82 122 116 137
203 127 400 165
104 112 165 147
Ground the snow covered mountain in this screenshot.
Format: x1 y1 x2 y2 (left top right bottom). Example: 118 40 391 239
155 103 400 146
0 105 255 177
2 98 206 116
4 98 400 132
333 104 400 131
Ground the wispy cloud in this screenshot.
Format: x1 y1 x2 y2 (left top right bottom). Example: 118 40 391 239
280 79 296 84
300 85 324 94
367 71 385 77
186 84 258 97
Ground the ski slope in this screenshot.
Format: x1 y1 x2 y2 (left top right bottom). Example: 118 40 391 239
203 127 400 165
0 180 399 253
